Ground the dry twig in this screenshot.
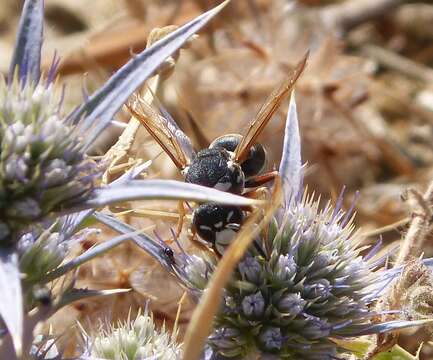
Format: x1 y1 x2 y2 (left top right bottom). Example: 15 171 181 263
366 181 433 358
320 0 407 34
395 180 433 267
362 45 433 84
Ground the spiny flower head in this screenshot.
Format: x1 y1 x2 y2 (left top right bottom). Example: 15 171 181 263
18 228 67 285
0 75 97 244
17 221 98 286
183 194 378 359
83 309 182 360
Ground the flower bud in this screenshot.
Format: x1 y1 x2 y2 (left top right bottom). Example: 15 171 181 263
241 292 265 318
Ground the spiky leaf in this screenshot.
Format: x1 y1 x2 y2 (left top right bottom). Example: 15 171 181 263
9 0 44 82
81 180 260 209
0 249 23 357
279 92 302 204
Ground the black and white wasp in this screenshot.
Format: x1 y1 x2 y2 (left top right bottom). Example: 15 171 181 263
127 54 307 255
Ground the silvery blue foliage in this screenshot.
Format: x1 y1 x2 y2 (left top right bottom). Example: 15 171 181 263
3 1 427 359
0 0 235 357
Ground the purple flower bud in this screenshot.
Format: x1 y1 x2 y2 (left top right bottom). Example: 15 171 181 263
273 254 296 282
4 154 29 182
242 292 265 318
208 328 243 350
8 198 41 219
300 315 331 340
238 255 262 284
278 293 306 316
259 327 283 352
303 279 331 299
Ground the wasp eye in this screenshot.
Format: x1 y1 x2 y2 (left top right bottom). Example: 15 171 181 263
241 143 266 178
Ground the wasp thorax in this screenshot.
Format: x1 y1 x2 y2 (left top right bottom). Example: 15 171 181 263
209 134 266 178
185 148 244 194
192 204 244 255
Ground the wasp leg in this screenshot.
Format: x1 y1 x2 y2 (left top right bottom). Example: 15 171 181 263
242 186 270 200
188 227 213 253
245 170 278 188
176 201 186 238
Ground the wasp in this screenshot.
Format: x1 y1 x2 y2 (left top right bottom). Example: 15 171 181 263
127 54 307 255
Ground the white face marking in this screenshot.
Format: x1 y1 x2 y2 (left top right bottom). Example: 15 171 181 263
214 221 223 229
215 229 237 254
214 182 232 192
226 223 240 231
227 211 234 222
215 229 236 246
199 225 212 231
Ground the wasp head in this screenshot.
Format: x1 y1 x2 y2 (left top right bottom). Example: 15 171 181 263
192 203 244 255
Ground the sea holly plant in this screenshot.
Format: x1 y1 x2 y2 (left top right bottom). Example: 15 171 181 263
80 306 182 360
99 93 433 360
0 0 262 358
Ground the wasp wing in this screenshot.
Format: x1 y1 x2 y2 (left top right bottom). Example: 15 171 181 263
234 52 308 163
127 94 195 170
152 95 196 162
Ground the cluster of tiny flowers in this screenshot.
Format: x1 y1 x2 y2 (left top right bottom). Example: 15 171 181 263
183 195 380 359
18 227 68 284
84 310 182 360
0 76 96 244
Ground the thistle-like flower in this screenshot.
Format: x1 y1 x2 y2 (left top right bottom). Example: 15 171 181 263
0 75 97 244
81 309 181 360
184 194 374 359
18 226 68 285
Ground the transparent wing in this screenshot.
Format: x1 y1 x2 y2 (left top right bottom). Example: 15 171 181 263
234 52 308 163
152 95 196 162
127 94 195 170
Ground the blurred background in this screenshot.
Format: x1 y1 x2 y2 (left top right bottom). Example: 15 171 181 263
2 0 433 357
